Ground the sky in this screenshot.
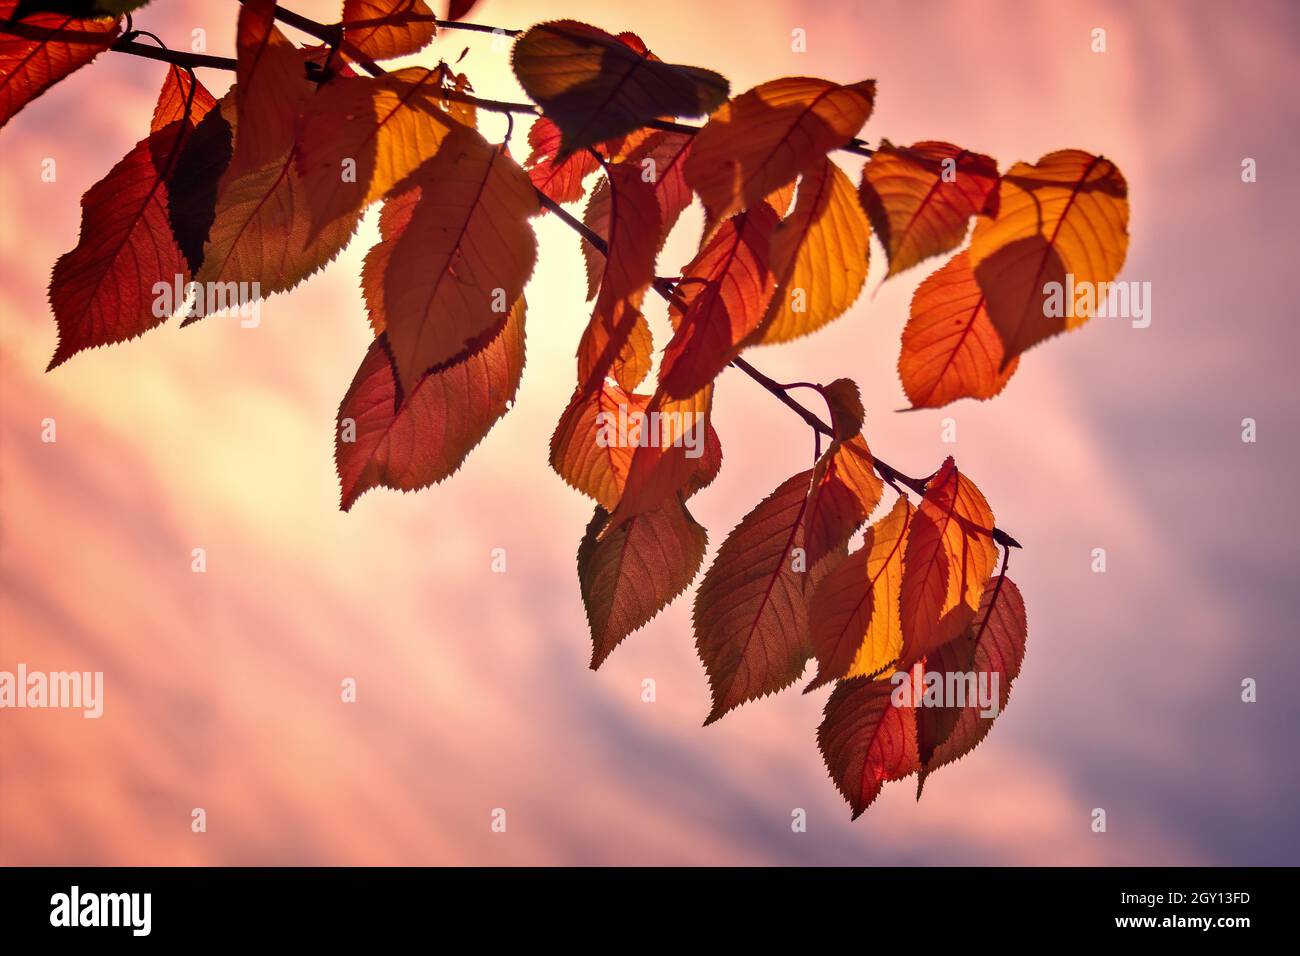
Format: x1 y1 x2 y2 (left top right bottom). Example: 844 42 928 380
1 0 1298 865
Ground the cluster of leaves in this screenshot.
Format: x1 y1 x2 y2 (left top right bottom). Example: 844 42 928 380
0 0 1130 816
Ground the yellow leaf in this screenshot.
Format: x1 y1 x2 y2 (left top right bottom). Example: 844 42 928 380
685 76 874 226
968 149 1129 366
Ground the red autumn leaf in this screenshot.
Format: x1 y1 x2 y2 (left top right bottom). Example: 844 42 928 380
0 0 118 130
511 20 727 156
341 0 436 61
549 383 647 511
578 496 708 669
899 457 999 667
551 381 720 514
658 203 779 400
693 469 819 724
807 495 914 691
685 76 875 227
968 149 1130 366
335 296 525 511
606 383 721 524
579 129 692 301
916 574 1027 795
858 140 999 279
576 154 663 393
817 663 922 818
803 434 882 568
194 2 360 302
524 115 601 205
295 65 476 240
379 123 538 393
799 379 882 567
899 250 1020 409
46 65 215 369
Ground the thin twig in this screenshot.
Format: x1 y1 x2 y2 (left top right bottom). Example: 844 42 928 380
1 2 1013 546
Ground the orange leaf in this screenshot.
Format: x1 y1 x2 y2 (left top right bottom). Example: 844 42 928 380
296 65 475 239
693 469 818 724
552 381 720 513
858 140 998 279
658 203 779 400
379 124 538 393
550 383 646 511
745 156 870 346
804 433 883 568
194 7 360 302
359 184 418 333
511 20 727 156
899 250 1019 409
578 496 708 669
576 156 663 393
684 76 874 227
341 0 436 61
817 663 921 818
0 1 118 130
807 496 914 691
968 149 1129 366
335 296 525 511
916 575 1027 795
899 457 999 666
46 66 216 369
579 130 692 301
524 115 601 205
607 383 721 524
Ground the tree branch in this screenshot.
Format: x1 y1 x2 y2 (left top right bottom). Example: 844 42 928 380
6 2 1016 547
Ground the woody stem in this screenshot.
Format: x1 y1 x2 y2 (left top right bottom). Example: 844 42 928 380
8 5 1017 548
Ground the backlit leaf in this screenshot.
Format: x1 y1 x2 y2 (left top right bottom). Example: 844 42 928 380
335 297 525 511
0 0 118 130
550 382 646 511
968 149 1129 366
685 76 874 226
194 5 360 302
579 129 692 301
917 575 1027 794
511 20 727 156
693 469 817 724
745 156 870 346
524 114 601 205
380 123 538 393
341 0 436 61
296 65 475 238
817 664 921 819
899 251 1019 409
576 154 662 393
807 496 914 691
899 457 998 666
658 203 778 399
803 434 882 568
578 496 707 669
46 66 215 368
607 383 720 523
858 140 998 279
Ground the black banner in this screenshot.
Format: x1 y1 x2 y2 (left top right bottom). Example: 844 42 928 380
0 866 1284 941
